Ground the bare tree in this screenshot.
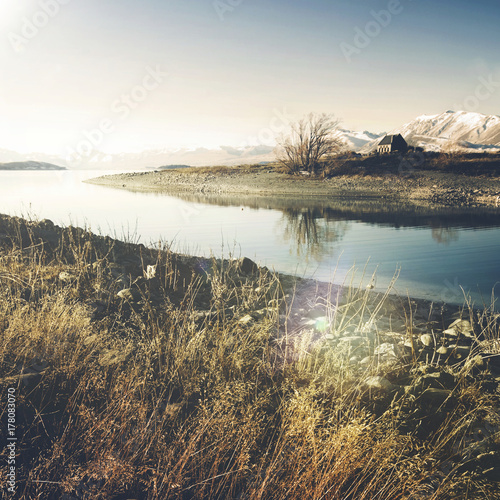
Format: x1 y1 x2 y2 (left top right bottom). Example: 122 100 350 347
276 113 342 175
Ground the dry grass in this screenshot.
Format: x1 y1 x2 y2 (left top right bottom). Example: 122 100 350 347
165 164 273 176
1 215 499 499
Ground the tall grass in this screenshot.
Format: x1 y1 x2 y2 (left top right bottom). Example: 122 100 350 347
1 215 499 499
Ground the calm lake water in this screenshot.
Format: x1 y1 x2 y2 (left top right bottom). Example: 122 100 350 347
1 170 500 306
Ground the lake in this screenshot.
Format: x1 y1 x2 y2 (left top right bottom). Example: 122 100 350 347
1 170 500 306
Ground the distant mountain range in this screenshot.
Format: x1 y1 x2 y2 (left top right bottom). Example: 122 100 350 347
1 111 499 170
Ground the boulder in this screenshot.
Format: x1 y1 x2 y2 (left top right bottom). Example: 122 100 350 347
420 388 452 405
237 257 258 275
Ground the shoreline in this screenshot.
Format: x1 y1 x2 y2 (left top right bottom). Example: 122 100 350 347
85 164 500 208
0 212 485 331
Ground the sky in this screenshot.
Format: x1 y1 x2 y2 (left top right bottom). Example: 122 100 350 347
0 0 499 156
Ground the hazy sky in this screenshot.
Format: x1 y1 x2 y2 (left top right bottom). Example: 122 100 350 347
1 0 499 155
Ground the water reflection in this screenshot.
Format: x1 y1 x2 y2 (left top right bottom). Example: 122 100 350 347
279 207 349 261
431 227 459 245
161 191 500 232
164 191 500 258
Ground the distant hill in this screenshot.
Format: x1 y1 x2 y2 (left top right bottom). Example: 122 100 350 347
158 164 192 170
0 161 66 170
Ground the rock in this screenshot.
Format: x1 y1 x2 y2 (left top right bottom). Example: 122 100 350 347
59 271 75 282
40 218 55 229
364 376 395 392
238 314 254 325
360 356 373 366
420 334 433 347
403 339 416 349
237 257 258 275
436 346 448 355
374 343 398 359
144 265 156 279
117 288 141 302
419 372 456 390
420 388 452 405
447 319 474 337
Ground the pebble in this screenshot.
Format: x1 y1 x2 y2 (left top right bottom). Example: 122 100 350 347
364 376 395 392
117 288 139 302
59 271 75 282
238 314 254 325
374 343 398 359
420 334 433 347
447 319 474 337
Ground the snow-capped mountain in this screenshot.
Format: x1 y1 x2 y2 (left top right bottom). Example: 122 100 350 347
333 129 384 151
361 110 500 153
1 111 499 170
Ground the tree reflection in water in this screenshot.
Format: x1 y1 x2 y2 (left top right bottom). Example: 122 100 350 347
431 227 459 245
278 207 349 262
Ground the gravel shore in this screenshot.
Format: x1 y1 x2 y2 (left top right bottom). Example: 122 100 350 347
86 166 500 208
